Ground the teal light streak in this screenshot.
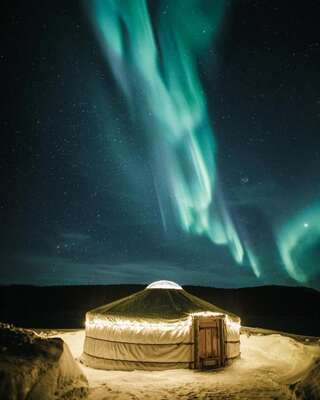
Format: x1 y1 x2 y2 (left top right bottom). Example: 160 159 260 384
277 204 320 283
246 248 261 278
87 0 250 270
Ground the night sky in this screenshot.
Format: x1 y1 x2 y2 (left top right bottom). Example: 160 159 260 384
1 0 320 289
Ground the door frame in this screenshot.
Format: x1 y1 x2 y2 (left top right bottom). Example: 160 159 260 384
193 315 226 369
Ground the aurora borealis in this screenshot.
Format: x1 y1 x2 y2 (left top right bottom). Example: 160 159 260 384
277 204 320 284
88 0 245 267
1 0 320 289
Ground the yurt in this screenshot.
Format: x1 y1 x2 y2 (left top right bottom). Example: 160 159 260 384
81 280 241 370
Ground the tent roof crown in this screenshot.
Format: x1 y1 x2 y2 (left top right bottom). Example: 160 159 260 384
146 280 182 290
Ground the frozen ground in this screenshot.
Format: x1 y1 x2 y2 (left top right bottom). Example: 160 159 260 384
55 329 320 400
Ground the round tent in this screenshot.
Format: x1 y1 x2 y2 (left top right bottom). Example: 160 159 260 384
81 280 241 370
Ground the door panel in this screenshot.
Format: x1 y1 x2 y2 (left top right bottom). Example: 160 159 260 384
197 318 223 368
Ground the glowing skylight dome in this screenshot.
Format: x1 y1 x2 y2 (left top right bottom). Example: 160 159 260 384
146 280 183 290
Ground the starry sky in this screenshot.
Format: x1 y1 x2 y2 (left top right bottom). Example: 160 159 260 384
1 0 320 288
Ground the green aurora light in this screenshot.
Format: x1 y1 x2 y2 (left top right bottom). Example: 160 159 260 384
87 0 245 264
86 0 319 285
277 204 320 283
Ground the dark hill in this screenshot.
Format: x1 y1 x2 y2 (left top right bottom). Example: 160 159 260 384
0 285 319 336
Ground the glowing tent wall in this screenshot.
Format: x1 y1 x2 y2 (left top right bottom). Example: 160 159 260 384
82 314 240 370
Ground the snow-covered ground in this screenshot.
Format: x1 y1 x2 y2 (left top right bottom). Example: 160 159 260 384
56 330 320 400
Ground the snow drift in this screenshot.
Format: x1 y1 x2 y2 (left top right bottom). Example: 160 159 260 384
0 323 88 400
290 358 320 400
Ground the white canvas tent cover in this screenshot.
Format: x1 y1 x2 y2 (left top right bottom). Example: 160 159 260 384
82 280 240 370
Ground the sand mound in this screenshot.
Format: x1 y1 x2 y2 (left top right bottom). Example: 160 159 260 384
0 323 88 400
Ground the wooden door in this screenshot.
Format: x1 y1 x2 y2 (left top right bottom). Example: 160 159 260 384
194 317 225 369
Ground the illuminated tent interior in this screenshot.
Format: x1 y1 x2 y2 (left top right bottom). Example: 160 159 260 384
81 280 241 370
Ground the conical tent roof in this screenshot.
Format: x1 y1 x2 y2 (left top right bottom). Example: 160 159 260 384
88 280 239 322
